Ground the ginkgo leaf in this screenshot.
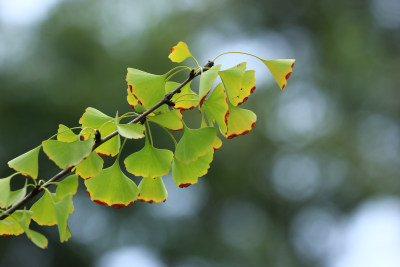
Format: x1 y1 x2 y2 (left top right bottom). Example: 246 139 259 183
124 139 173 179
0 210 31 237
74 151 104 179
8 146 41 179
168 41 192 63
225 101 257 139
138 177 168 203
147 109 183 131
42 139 94 169
175 125 217 163
202 83 229 135
219 62 247 106
30 191 59 226
115 112 146 139
172 148 214 188
126 68 167 109
237 70 256 105
8 180 27 208
127 87 146 113
199 64 221 106
261 59 295 90
212 135 223 150
0 173 20 209
26 229 48 249
85 160 139 208
79 107 120 156
56 175 79 199
165 81 198 110
57 124 78 142
53 194 73 242
15 209 48 249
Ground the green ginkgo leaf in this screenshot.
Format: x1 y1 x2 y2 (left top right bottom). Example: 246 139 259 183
147 109 183 131
85 160 139 208
126 68 167 109
202 83 229 135
175 125 217 163
218 62 247 106
79 107 120 157
115 112 146 139
212 135 223 150
8 180 27 208
42 139 94 169
199 64 221 106
225 101 257 139
0 173 21 209
53 194 73 242
57 124 78 142
127 88 147 113
168 41 192 63
8 146 41 179
237 70 256 105
261 59 295 90
56 175 79 199
124 139 173 178
138 177 168 203
15 209 48 249
172 148 214 188
30 191 57 225
0 210 31 237
165 81 198 110
74 151 104 179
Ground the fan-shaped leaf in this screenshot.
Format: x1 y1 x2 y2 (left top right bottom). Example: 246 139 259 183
8 146 41 179
79 107 113 129
202 83 229 135
0 173 22 209
85 161 139 208
165 81 198 110
199 64 221 106
57 124 78 142
138 177 168 203
261 59 295 90
175 125 217 163
14 209 48 248
225 102 257 139
126 68 167 109
0 210 31 237
218 62 247 106
42 139 94 169
8 180 27 208
147 109 183 131
115 113 145 139
75 151 103 179
56 175 79 199
124 139 173 178
168 41 192 63
172 149 214 188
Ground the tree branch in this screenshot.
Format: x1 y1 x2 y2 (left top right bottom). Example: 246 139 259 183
0 60 214 221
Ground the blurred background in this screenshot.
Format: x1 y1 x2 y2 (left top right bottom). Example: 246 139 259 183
1 0 400 266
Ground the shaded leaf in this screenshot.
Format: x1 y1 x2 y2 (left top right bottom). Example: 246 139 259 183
57 124 78 142
168 41 192 63
199 64 221 106
138 177 168 203
8 146 41 179
75 151 104 179
0 173 23 209
147 109 183 131
85 161 139 208
8 180 27 207
0 210 30 237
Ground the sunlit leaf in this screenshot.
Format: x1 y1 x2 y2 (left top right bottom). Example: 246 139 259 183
218 62 247 106
74 151 104 179
172 149 214 188
225 101 257 139
30 191 58 226
56 175 79 199
8 146 41 179
126 68 167 109
199 64 221 106
212 135 223 150
202 83 229 135
0 173 20 209
124 139 173 179
85 160 139 208
0 210 30 237
42 139 94 169
147 109 183 131
14 209 48 249
138 177 168 203
175 125 217 163
53 193 73 242
165 81 198 110
95 123 120 157
168 41 192 63
79 107 113 130
237 70 256 105
261 59 295 90
57 124 78 142
115 112 146 139
127 87 146 113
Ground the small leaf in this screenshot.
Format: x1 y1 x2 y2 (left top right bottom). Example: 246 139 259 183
115 113 146 139
14 210 48 249
147 109 183 131
75 151 104 179
225 101 257 139
138 177 168 203
85 161 139 208
0 173 20 209
56 175 79 199
261 59 295 90
95 123 120 157
172 149 214 188
126 68 167 109
124 140 173 179
8 180 27 207
175 125 217 163
8 146 41 179
0 210 30 237
42 139 94 169
218 62 247 106
57 124 78 142
27 230 48 249
199 64 222 106
168 41 192 63
165 81 198 110
79 107 113 129
202 83 229 135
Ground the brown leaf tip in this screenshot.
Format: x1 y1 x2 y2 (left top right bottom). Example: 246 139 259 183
285 72 292 80
171 47 175 53
291 62 295 68
179 183 192 188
